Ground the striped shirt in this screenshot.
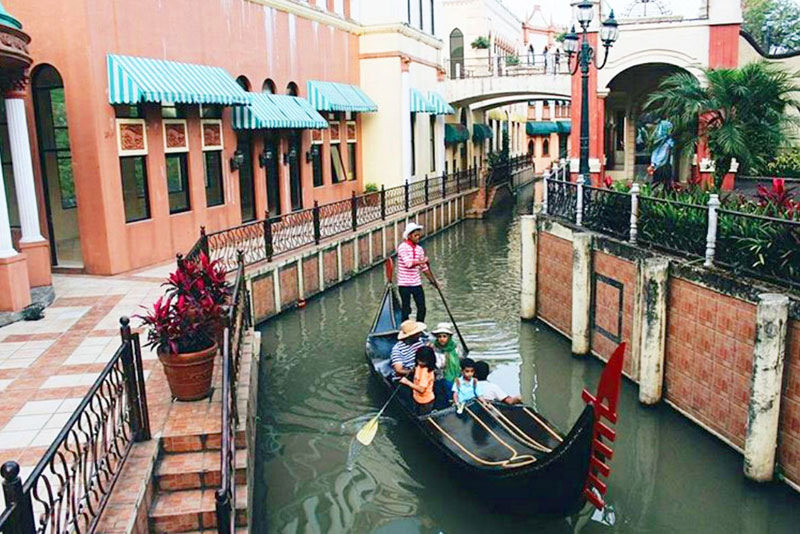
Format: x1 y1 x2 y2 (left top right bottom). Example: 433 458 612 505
390 339 424 379
396 240 429 287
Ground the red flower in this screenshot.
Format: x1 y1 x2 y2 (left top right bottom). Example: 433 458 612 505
604 175 613 188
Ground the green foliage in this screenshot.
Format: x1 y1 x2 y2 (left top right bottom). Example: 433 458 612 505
766 148 800 177
471 36 490 49
505 54 520 66
555 31 566 43
743 0 800 53
645 62 800 188
364 182 379 193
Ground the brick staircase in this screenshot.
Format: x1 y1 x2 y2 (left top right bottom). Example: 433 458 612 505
148 429 248 533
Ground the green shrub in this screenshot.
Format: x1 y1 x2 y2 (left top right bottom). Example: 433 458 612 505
364 183 379 193
505 54 520 66
765 148 800 178
471 36 490 49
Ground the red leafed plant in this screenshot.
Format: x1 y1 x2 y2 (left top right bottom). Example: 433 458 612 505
756 178 798 219
138 254 230 354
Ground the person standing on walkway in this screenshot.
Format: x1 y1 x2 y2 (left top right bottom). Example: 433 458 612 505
397 222 437 322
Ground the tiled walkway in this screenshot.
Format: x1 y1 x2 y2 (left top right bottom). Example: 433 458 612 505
0 265 169 471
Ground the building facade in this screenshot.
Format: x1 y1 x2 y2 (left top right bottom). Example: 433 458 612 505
0 0 407 312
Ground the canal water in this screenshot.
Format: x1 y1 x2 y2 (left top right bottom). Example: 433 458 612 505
253 186 800 533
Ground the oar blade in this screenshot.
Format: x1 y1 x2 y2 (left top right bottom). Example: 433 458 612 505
356 416 380 446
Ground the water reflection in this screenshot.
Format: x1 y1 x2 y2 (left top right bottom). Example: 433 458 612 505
254 185 799 533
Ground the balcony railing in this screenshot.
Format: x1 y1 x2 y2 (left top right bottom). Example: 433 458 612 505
0 319 150 534
446 54 570 79
188 167 482 272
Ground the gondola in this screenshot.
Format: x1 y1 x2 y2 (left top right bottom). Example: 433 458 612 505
365 260 625 516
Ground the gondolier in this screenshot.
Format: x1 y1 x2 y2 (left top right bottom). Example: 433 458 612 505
396 222 437 322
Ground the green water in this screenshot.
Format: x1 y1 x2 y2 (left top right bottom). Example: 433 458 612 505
253 188 800 533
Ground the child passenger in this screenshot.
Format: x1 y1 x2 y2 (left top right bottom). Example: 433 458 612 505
400 346 437 415
452 358 478 408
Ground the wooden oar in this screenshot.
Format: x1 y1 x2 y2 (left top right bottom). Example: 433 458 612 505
356 385 402 446
428 268 470 355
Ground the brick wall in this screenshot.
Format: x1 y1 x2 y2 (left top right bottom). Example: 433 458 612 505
779 319 800 484
537 232 572 335
592 251 636 377
302 256 319 296
251 273 274 320
323 248 338 286
358 235 370 269
371 230 382 262
341 241 354 276
279 265 298 308
664 278 756 448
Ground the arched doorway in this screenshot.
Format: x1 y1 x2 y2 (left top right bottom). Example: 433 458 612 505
459 108 468 170
604 63 694 182
527 140 534 155
235 76 255 222
449 28 464 78
32 65 81 267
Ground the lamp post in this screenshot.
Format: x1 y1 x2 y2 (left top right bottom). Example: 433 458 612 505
563 1 619 180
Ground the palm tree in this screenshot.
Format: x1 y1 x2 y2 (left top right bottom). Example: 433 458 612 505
644 61 799 188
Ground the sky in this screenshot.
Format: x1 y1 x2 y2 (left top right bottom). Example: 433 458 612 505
501 0 709 26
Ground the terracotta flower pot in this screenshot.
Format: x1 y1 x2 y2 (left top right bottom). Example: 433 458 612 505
158 342 217 401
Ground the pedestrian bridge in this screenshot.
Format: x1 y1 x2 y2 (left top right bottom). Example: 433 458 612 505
444 71 571 109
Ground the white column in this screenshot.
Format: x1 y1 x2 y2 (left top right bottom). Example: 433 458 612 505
6 97 43 242
0 162 17 258
638 258 670 405
401 68 412 181
571 232 592 356
520 215 537 319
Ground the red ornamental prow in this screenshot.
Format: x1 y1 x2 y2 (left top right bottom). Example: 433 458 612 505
581 342 625 511
385 258 394 284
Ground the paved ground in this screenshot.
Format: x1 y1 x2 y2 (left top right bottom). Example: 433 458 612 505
0 264 171 475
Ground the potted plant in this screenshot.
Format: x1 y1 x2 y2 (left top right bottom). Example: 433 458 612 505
471 36 490 49
139 254 230 401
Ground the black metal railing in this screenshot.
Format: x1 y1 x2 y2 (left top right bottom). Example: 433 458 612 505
486 154 530 195
582 185 632 241
546 178 578 221
638 196 709 258
0 318 150 534
716 209 800 290
215 252 250 534
194 165 498 272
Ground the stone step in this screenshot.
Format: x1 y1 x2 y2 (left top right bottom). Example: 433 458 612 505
161 430 246 453
149 486 248 533
156 450 248 492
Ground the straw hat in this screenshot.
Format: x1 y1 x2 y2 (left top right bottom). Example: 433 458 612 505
403 222 424 239
397 319 427 340
431 322 454 336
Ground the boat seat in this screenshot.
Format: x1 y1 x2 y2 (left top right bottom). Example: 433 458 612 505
375 358 393 378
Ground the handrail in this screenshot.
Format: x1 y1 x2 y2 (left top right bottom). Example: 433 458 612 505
194 165 493 272
215 251 250 534
0 318 150 534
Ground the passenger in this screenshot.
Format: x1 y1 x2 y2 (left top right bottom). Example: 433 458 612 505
474 361 522 405
452 358 479 408
429 322 462 392
391 320 427 380
399 346 437 415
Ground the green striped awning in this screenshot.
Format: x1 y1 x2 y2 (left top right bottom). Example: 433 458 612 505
472 123 494 142
445 124 469 145
306 81 377 112
526 120 572 136
232 93 328 130
107 54 249 105
426 92 455 115
410 88 435 113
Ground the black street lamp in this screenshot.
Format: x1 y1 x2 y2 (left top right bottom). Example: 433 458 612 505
564 1 619 179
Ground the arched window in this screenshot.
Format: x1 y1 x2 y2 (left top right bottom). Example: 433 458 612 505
262 79 276 94
527 140 534 155
543 138 550 156
286 82 298 96
32 64 83 266
449 28 464 78
459 107 467 126
235 76 251 91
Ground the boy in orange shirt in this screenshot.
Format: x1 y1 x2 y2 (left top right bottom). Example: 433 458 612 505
400 346 437 415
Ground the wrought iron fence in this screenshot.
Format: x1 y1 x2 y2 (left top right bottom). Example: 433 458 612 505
215 252 250 534
191 165 496 272
546 178 578 221
582 185 631 241
541 172 800 292
0 318 150 534
716 209 800 290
